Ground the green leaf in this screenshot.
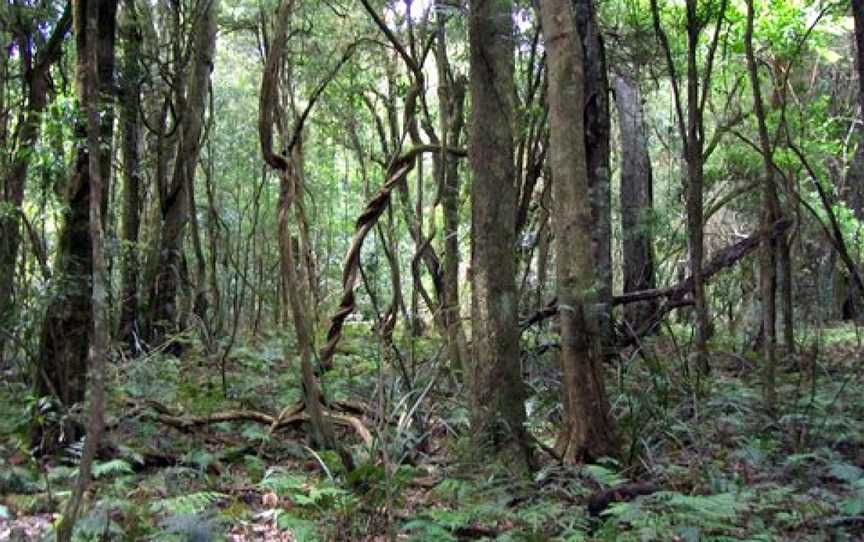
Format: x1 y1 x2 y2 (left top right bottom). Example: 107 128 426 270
828 463 864 484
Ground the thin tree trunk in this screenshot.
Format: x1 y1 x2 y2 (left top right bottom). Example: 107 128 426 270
117 0 143 349
146 0 217 347
745 0 778 409
686 0 709 374
440 64 469 375
469 0 530 471
260 0 350 469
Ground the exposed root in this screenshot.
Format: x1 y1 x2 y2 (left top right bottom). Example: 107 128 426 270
122 398 373 447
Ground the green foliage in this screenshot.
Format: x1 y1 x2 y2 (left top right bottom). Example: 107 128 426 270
260 467 354 512
150 491 226 516
92 459 134 479
276 513 320 542
599 491 744 541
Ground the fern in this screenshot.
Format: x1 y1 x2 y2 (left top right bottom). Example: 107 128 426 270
92 459 134 479
584 464 626 487
151 491 226 515
276 513 321 542
259 467 307 496
401 518 459 542
600 490 745 540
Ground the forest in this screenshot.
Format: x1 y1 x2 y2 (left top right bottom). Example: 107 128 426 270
2 0 864 539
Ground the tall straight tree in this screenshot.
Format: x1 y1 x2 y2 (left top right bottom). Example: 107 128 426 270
615 72 657 330
850 0 864 218
117 0 143 349
744 0 778 409
33 0 117 452
468 0 531 469
539 0 617 462
650 0 729 373
573 0 612 341
843 0 864 320
57 0 115 537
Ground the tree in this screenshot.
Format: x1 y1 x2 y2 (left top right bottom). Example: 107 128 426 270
56 0 115 537
573 0 612 343
468 0 531 470
32 0 117 452
744 0 779 409
0 6 70 361
116 0 143 349
143 0 218 347
260 0 352 471
539 0 617 463
650 0 730 374
615 71 657 331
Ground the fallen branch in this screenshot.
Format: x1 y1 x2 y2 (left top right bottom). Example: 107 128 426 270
123 398 373 447
520 217 792 329
587 481 658 516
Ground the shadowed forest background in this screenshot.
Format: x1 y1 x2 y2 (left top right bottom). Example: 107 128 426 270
3 0 864 539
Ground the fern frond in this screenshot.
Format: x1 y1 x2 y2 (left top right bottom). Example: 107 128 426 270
151 491 226 515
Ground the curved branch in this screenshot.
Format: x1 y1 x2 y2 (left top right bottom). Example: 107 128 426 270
258 0 295 172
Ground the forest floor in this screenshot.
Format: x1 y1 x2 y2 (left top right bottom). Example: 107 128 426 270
2 322 864 541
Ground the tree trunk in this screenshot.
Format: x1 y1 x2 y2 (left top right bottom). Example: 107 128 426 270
573 0 612 341
146 0 217 347
745 0 778 409
57 0 115 537
614 72 657 331
842 0 864 319
117 0 143 350
686 0 709 374
260 0 349 469
468 0 531 471
436 20 469 377
33 0 117 454
539 0 617 463
0 9 71 360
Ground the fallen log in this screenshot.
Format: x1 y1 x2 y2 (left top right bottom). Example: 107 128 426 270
520 217 792 330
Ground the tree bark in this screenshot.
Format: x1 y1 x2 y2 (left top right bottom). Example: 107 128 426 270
842 0 864 319
685 0 709 374
573 0 612 341
145 0 218 347
614 72 657 331
117 0 143 350
57 0 115 537
468 0 531 471
260 0 349 470
436 19 469 377
539 0 617 463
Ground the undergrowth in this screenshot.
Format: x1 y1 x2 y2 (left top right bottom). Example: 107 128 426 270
1 322 863 540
